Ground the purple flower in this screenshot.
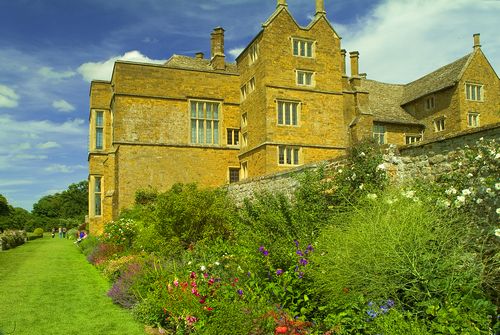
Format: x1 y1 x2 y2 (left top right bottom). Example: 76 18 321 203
262 250 269 256
299 258 308 266
306 244 314 252
259 245 269 256
294 239 299 248
296 250 304 256
276 269 283 276
237 289 243 296
298 271 304 279
367 310 377 319
387 299 395 307
258 246 265 252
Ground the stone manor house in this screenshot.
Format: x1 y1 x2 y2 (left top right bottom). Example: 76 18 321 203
88 0 500 233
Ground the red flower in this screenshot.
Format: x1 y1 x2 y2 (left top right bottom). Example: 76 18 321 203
275 326 288 334
190 271 197 279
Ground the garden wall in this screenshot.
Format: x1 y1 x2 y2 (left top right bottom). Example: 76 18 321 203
225 123 500 204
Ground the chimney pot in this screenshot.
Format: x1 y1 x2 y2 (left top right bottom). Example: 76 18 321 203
473 33 481 50
195 52 204 59
210 27 225 70
277 0 287 7
315 0 326 17
341 49 347 76
350 51 360 77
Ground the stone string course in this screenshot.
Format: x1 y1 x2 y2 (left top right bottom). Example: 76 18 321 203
226 124 500 205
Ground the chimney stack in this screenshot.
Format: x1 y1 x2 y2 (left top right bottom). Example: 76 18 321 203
195 52 204 59
315 0 326 17
473 33 481 50
341 49 346 76
277 0 287 8
210 27 225 70
350 51 360 77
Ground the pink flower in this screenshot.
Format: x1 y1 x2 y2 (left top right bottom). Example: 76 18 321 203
173 279 179 287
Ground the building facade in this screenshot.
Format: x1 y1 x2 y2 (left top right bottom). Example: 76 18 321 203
88 0 500 234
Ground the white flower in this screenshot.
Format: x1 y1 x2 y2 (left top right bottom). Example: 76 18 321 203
402 190 415 199
495 153 500 160
476 198 483 204
461 189 472 196
359 152 366 157
445 187 457 195
367 193 378 200
467 173 473 178
359 183 364 190
456 195 466 203
377 163 386 171
200 265 206 271
351 173 356 180
496 208 500 215
338 169 343 174
495 183 500 190
214 261 220 266
438 199 451 208
495 229 500 237
188 261 192 265
475 155 482 161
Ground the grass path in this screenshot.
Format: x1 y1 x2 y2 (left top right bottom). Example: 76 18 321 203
0 236 146 335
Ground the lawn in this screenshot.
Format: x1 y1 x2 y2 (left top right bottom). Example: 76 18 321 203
0 236 146 335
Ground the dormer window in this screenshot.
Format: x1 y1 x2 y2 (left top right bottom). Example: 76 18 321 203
465 83 483 101
292 38 314 58
425 96 435 111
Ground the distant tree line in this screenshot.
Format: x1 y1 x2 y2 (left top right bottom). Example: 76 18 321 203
0 181 88 233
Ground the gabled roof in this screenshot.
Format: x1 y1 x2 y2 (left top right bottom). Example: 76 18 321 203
401 53 473 105
361 79 422 125
164 55 238 74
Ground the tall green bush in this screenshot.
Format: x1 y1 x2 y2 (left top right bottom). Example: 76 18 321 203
133 183 237 257
311 189 495 333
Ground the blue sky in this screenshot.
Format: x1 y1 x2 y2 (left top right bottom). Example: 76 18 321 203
1 0 499 211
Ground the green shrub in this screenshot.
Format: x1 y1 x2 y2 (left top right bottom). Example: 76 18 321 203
311 188 495 333
33 227 44 237
102 218 137 247
0 230 26 250
134 183 237 257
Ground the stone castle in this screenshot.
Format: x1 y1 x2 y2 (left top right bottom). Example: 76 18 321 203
88 0 500 234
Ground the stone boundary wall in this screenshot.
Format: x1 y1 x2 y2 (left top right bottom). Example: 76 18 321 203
226 123 500 204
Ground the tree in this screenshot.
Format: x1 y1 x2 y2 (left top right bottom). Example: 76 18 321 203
0 194 11 217
32 181 88 221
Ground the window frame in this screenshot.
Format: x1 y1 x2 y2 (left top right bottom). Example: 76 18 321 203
467 112 480 127
424 96 435 111
241 132 248 148
228 167 240 184
292 38 314 58
277 100 300 126
226 128 240 147
372 124 386 144
465 82 484 101
189 100 221 146
296 70 314 87
405 134 422 144
90 175 102 217
248 43 259 65
278 145 300 166
241 161 248 179
433 117 446 132
95 110 104 150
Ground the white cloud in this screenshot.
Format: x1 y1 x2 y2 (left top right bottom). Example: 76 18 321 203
10 142 31 151
38 66 76 80
228 47 245 60
44 164 73 173
0 179 34 187
37 141 61 149
0 84 19 108
338 0 500 83
52 99 76 112
44 164 86 174
77 50 165 82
